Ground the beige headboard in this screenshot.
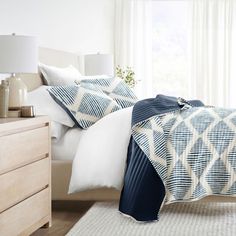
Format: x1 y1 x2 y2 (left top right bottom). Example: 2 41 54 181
19 47 82 91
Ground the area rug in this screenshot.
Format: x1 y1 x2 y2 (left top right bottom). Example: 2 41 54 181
66 201 236 236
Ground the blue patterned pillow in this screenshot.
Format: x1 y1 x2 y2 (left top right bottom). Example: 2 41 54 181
80 77 138 108
48 85 121 129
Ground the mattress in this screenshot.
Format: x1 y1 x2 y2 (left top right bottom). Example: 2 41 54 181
51 127 85 161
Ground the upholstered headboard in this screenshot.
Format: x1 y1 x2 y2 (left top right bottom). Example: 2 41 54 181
20 47 82 91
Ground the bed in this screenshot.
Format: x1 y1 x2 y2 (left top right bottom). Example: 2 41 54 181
21 47 120 201
20 47 236 217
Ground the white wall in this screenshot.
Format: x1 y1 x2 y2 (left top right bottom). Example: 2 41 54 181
0 0 115 55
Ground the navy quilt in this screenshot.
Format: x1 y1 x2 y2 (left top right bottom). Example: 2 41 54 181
119 95 236 222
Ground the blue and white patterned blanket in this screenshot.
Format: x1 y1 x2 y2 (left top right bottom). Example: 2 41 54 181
119 95 236 222
133 107 236 203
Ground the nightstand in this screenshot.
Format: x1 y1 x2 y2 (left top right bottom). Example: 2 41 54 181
0 116 51 235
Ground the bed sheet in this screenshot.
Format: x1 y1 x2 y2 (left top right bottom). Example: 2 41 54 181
52 127 85 161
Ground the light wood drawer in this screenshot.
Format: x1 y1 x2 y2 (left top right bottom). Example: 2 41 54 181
0 188 50 236
0 126 49 174
0 158 49 213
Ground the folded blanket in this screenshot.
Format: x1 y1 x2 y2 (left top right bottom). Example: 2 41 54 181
119 95 236 222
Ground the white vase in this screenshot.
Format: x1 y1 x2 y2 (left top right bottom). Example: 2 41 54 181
8 75 27 109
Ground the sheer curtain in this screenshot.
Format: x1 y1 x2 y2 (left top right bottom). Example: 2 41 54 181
114 0 152 98
190 0 235 107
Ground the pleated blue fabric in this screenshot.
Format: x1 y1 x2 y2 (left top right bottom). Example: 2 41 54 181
119 95 204 222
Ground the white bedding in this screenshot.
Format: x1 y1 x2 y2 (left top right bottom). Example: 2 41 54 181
69 107 133 193
52 127 85 161
27 86 74 127
51 121 69 141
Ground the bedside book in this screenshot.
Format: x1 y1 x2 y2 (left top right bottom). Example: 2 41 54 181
8 109 21 117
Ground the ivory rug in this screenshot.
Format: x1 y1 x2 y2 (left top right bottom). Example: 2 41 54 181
67 201 236 236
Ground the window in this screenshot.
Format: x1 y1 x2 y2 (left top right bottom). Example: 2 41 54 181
152 1 190 98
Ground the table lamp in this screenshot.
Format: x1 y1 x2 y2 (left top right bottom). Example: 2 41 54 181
84 53 114 76
0 34 38 109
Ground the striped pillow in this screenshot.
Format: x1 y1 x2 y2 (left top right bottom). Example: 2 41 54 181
80 77 138 108
48 85 121 129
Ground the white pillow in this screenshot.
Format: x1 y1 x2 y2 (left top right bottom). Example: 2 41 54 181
39 63 81 86
68 106 133 193
27 86 74 127
75 75 110 84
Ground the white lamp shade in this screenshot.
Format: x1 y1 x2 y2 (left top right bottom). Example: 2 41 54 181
84 54 114 76
0 35 38 73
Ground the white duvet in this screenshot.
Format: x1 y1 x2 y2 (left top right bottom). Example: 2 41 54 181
68 107 133 193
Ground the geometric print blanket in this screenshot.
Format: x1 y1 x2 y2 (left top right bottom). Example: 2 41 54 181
132 106 236 208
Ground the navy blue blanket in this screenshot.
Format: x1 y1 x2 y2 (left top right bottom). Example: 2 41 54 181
119 95 204 222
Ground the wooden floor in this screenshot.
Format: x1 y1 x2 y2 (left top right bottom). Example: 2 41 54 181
32 201 94 236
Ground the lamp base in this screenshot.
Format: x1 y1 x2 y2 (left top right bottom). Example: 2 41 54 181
7 75 27 109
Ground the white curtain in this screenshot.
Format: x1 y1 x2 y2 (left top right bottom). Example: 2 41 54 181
115 0 152 98
190 0 235 107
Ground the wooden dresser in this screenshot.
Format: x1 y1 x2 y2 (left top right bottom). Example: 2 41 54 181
0 116 51 236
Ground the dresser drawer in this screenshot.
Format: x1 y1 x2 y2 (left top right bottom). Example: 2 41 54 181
0 126 49 174
0 158 49 212
0 188 50 236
